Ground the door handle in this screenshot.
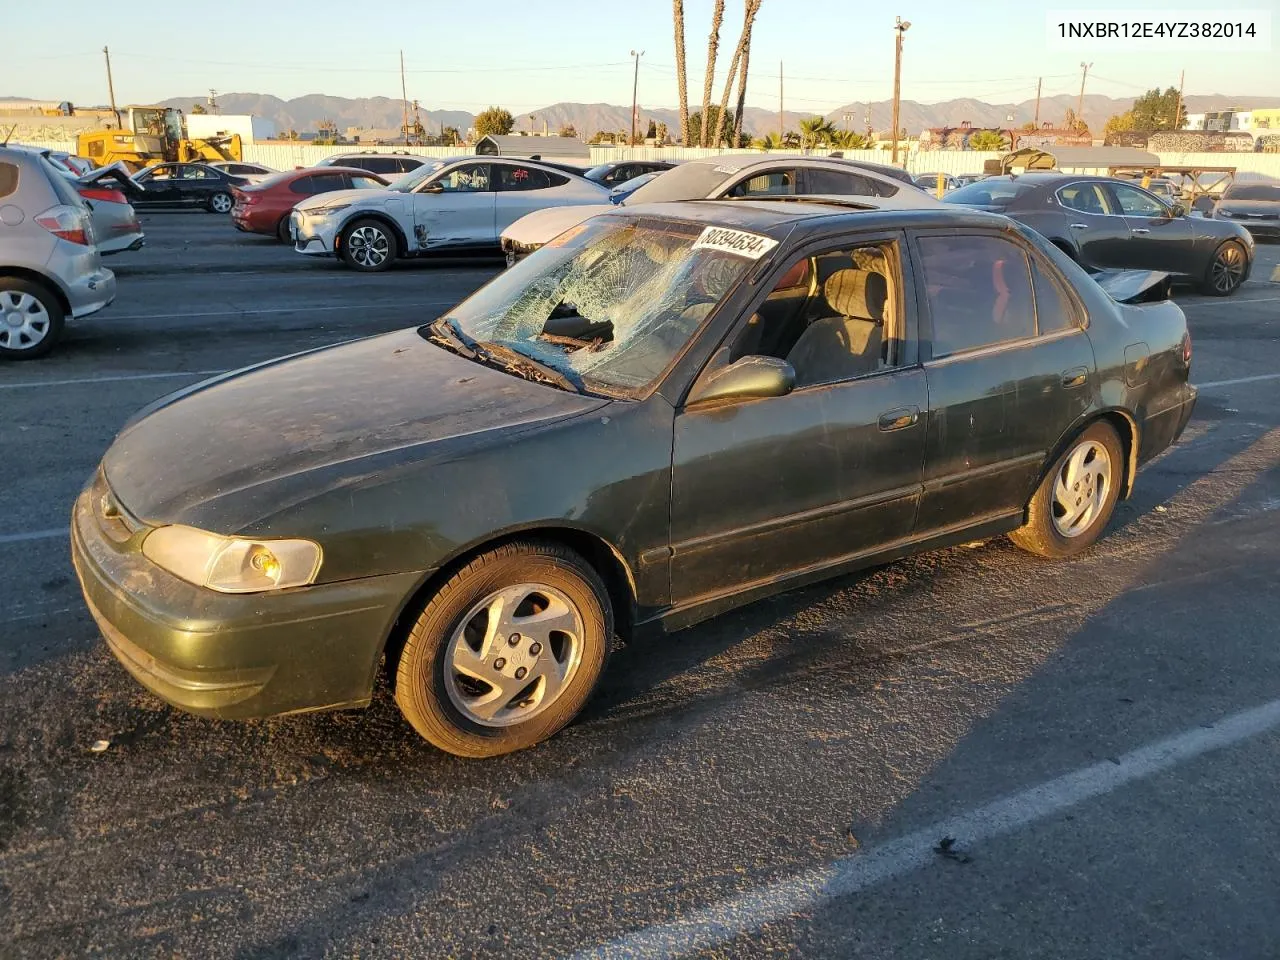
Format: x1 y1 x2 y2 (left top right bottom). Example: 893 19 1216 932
1061 367 1089 389
1069 222 1088 230
878 406 920 432
1131 228 1150 234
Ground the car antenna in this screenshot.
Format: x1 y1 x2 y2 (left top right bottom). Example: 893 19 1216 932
0 124 16 147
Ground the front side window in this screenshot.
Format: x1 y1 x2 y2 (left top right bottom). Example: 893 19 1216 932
726 168 797 197
441 216 758 394
1057 182 1114 215
918 234 1035 358
733 242 903 388
179 166 211 180
433 163 492 192
1109 182 1167 217
146 166 174 181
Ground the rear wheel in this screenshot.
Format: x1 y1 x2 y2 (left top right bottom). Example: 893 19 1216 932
394 540 612 757
208 191 233 214
0 278 65 361
1010 421 1123 559
340 218 396 272
1201 240 1247 296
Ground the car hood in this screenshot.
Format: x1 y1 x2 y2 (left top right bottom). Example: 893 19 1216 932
103 328 609 530
1217 200 1280 216
295 187 395 211
500 204 614 247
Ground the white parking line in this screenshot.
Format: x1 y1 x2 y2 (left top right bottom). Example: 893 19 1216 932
1197 372 1280 389
1185 295 1280 308
0 371 224 391
573 697 1280 960
0 528 65 544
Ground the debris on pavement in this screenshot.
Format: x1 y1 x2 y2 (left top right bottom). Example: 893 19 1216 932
934 836 972 864
89 740 111 753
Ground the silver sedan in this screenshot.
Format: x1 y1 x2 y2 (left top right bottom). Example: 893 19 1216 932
292 157 610 272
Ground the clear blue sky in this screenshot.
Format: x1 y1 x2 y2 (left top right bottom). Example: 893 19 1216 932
5 0 1276 113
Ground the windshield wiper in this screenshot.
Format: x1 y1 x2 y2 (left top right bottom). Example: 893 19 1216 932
474 340 582 394
423 316 476 358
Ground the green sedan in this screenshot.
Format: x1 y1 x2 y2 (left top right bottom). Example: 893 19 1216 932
73 198 1197 757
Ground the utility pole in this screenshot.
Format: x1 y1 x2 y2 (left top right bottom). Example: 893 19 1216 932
891 17 911 165
630 49 644 146
1033 76 1042 127
1175 68 1185 129
208 89 219 115
779 60 784 141
399 50 409 144
102 46 119 128
1076 61 1092 133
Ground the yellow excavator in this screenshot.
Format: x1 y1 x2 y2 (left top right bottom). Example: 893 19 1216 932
77 106 243 171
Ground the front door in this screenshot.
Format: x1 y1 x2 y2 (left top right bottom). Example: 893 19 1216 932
911 229 1097 531
1055 181 1132 268
136 165 178 205
410 161 495 252
1106 181 1197 275
669 234 927 605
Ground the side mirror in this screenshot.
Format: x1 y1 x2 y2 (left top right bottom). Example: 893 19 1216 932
422 182 445 194
1170 201 1189 218
687 356 795 406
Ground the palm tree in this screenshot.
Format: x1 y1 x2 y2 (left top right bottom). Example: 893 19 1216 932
714 0 762 149
799 116 836 149
673 0 690 143
732 0 761 147
759 131 783 149
830 129 869 149
699 0 726 147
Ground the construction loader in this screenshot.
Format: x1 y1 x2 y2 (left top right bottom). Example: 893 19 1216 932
77 106 242 171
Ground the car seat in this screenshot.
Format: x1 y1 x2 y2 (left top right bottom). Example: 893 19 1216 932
785 268 886 387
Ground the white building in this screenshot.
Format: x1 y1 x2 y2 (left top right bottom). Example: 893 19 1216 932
185 114 276 144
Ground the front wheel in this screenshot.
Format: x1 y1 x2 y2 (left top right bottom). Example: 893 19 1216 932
1201 240 1247 296
276 215 293 243
1010 421 1123 559
208 191 233 214
0 279 65 360
394 540 612 757
340 218 397 272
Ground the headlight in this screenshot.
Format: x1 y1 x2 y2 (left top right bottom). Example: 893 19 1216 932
142 525 322 593
303 203 350 217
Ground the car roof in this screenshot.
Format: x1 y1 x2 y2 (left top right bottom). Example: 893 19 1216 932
613 196 1009 239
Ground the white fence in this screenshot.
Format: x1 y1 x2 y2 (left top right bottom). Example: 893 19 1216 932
242 143 468 168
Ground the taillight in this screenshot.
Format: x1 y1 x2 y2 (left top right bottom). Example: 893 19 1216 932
238 190 262 205
79 186 128 204
35 204 92 246
1181 330 1192 366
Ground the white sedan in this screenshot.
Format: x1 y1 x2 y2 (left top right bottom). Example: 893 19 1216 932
291 158 609 271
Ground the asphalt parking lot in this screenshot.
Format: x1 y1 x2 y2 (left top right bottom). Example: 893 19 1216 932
2 212 1279 959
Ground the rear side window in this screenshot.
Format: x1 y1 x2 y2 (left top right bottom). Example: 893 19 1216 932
918 234 1035 358
497 165 552 191
40 157 85 208
397 158 424 172
0 162 17 199
806 168 896 198
1030 259 1078 334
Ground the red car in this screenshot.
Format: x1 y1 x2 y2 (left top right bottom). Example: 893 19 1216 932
231 167 388 241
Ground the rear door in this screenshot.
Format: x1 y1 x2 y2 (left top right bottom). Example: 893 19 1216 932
410 161 495 251
910 228 1096 531
176 165 218 206
494 163 571 234
1055 181 1132 268
1106 181 1197 275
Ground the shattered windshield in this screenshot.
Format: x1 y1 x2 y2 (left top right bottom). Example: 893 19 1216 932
441 216 767 394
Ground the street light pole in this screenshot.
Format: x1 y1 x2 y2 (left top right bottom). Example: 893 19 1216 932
630 50 644 146
891 17 911 165
1076 61 1092 134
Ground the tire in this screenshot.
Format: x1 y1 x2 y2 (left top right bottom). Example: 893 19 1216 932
1010 421 1124 559
1200 240 1247 296
276 215 293 244
208 191 233 214
0 278 66 361
394 540 612 758
339 218 397 272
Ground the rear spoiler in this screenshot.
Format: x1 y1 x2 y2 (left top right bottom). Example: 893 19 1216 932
1092 269 1173 305
78 161 143 199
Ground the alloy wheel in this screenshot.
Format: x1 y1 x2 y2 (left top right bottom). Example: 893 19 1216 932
1211 244 1245 294
0 290 52 352
1051 439 1112 538
348 226 389 268
210 192 233 213
443 583 585 727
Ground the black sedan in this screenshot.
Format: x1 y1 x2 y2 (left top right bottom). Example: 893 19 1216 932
72 199 1196 758
945 173 1255 296
583 160 677 187
129 162 248 213
1212 181 1280 240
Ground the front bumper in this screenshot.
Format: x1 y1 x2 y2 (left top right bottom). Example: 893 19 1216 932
291 210 340 257
68 267 116 319
71 475 423 719
1235 220 1280 240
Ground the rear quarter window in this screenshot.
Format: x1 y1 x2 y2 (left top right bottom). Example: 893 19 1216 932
0 162 17 199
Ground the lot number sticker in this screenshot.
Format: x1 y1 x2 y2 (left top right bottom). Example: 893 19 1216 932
692 226 779 259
